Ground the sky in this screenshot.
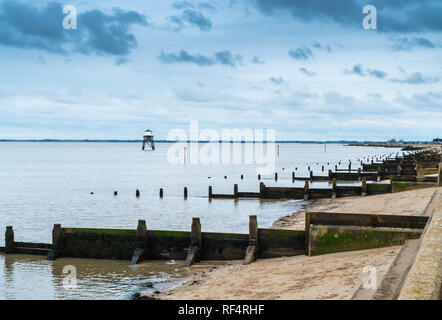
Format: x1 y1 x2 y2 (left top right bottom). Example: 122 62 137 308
0 0 441 141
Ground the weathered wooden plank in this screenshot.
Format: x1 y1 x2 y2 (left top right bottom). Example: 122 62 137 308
258 228 305 258
183 245 199 267
243 245 256 265
306 212 429 230
201 232 249 260
308 224 422 256
391 181 436 193
14 242 51 249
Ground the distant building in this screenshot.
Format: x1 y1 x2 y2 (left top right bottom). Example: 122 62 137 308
142 129 155 150
433 138 442 145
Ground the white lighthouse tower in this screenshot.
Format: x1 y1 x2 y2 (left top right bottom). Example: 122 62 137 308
142 129 155 150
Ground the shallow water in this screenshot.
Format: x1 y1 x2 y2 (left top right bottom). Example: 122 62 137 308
0 142 401 299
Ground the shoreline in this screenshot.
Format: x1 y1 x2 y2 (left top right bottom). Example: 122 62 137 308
139 186 439 300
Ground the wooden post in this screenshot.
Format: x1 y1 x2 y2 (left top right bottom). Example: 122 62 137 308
136 189 140 198
348 162 351 172
241 174 244 180
362 178 367 197
292 171 295 182
259 182 265 199
234 184 238 199
258 174 261 180
5 226 14 254
274 172 278 181
244 215 258 265
114 191 118 196
332 179 337 199
304 180 310 200
190 218 202 246
184 187 188 199
309 171 313 181
335 164 338 171
136 220 147 240
160 188 163 198
308 166 310 171
328 169 332 180
47 224 63 260
305 212 311 254
321 165 324 172
183 218 201 267
208 186 212 199
438 163 442 186
397 165 402 176
377 166 382 182
131 220 147 265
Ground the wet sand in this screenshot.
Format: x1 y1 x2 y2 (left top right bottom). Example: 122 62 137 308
142 187 438 300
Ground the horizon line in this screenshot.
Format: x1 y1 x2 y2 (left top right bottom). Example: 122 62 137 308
0 139 435 144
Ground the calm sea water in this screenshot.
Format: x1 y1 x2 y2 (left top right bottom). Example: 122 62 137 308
0 142 402 299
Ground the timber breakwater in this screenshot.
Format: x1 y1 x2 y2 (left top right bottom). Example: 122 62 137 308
1 148 440 268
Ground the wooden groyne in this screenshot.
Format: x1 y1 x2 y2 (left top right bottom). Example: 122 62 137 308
1 217 305 266
2 210 430 265
305 211 427 256
209 148 441 200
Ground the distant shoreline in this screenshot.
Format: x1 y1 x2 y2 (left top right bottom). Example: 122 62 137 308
0 139 433 145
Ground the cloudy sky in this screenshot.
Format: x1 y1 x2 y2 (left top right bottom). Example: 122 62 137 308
0 0 441 140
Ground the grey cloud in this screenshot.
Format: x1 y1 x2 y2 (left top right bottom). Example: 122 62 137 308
115 57 129 66
198 2 217 12
169 9 212 31
159 50 215 66
288 47 313 60
344 64 387 79
392 37 436 51
252 0 442 33
396 91 442 111
252 56 264 64
312 42 321 49
269 76 286 85
391 72 439 84
368 69 387 79
299 68 316 77
215 50 237 66
344 64 364 76
173 1 195 9
0 1 147 56
159 50 241 67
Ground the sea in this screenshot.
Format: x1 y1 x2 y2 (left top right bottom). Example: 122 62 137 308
0 142 402 299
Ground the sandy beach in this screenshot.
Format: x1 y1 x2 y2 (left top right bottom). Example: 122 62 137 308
144 186 439 300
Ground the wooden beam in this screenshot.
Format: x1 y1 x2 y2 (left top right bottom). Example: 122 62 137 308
244 215 258 265
5 226 14 254
183 218 201 267
47 224 63 260
130 220 147 265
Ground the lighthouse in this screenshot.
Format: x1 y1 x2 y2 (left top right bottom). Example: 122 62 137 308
142 129 155 151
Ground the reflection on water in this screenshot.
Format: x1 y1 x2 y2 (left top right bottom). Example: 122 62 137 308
0 253 192 300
